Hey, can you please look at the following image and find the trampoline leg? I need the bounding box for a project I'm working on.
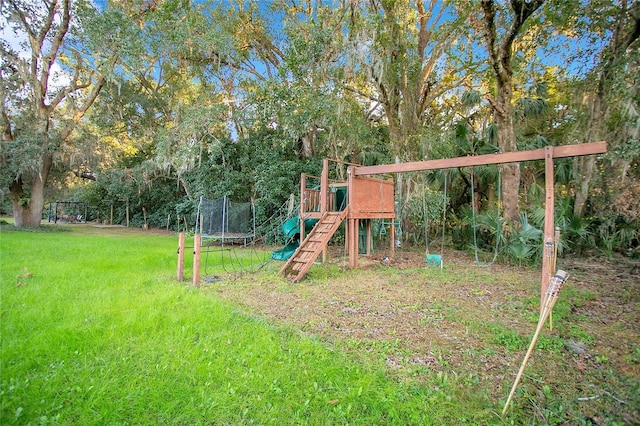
[193,234,201,287]
[177,232,185,281]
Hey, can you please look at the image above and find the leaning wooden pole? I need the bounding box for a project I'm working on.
[502,269,569,416]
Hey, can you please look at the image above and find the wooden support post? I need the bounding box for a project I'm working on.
[540,146,555,310]
[300,173,307,241]
[320,159,329,214]
[354,219,359,267]
[346,219,352,267]
[193,234,201,287]
[366,220,372,256]
[390,223,396,256]
[343,218,349,265]
[348,219,359,269]
[177,232,185,281]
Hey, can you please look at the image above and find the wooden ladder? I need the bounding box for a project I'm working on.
[279,210,348,282]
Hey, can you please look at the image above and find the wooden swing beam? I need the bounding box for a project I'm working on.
[353,142,607,175]
[353,141,607,309]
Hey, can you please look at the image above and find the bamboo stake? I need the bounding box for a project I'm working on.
[549,227,561,331]
[502,270,569,416]
[540,237,556,330]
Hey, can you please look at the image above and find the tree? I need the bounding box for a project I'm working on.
[336,0,470,221]
[475,0,546,223]
[1,0,117,226]
[571,0,640,217]
[341,0,468,158]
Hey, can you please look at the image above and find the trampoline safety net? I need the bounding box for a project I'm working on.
[195,196,255,243]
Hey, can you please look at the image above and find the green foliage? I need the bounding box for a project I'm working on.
[75,129,319,234]
[536,335,566,353]
[559,213,595,254]
[505,214,543,266]
[450,205,473,251]
[405,185,448,246]
[489,326,563,354]
[491,327,527,352]
[474,207,506,251]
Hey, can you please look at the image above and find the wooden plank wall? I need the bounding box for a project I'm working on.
[349,176,395,219]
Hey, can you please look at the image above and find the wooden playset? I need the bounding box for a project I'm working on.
[178,141,607,308]
[279,159,396,282]
[279,142,608,307]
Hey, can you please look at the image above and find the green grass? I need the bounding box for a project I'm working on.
[1,225,503,425]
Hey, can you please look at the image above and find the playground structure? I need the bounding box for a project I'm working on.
[279,159,396,282]
[280,142,608,307]
[179,141,607,307]
[47,201,89,223]
[178,142,608,413]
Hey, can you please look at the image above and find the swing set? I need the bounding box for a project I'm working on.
[418,166,501,269]
[324,141,607,306]
[281,142,606,415]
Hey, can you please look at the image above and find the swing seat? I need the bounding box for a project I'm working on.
[425,254,443,267]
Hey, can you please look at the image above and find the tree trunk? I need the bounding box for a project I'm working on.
[573,155,596,217]
[10,154,53,227]
[300,126,317,158]
[496,82,521,223]
[479,0,545,223]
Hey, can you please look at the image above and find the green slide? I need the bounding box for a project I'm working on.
[271,216,317,261]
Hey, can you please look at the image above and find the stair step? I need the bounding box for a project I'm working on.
[279,209,347,283]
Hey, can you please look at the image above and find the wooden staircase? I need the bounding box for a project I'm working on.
[280,210,348,282]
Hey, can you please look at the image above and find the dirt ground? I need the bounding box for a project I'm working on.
[210,245,640,424]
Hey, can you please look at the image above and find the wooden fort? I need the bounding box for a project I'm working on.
[279,159,396,283]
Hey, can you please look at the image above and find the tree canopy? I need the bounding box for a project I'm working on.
[1,0,638,257]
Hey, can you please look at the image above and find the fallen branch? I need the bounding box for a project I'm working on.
[577,395,600,402]
[588,384,627,405]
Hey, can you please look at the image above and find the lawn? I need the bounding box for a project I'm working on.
[1,223,638,424]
